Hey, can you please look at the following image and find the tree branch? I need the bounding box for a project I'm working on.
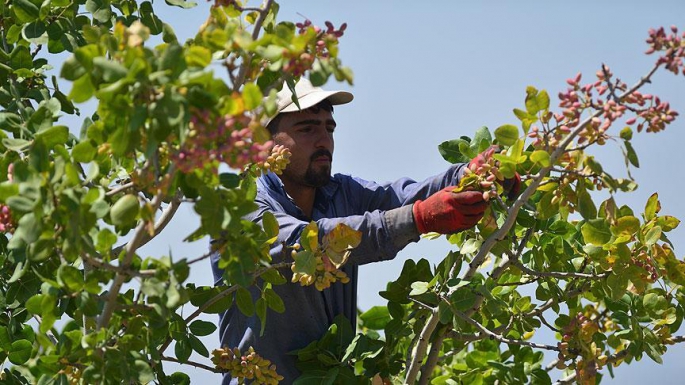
[418,327,447,385]
[98,193,165,329]
[404,307,441,385]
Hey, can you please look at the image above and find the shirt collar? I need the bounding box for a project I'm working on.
[259,172,339,201]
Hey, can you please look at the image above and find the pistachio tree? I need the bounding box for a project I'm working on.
[1,0,685,383]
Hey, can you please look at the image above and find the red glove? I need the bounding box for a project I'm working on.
[412,188,488,234]
[469,145,522,200]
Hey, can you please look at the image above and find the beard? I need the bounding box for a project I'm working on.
[303,149,332,187]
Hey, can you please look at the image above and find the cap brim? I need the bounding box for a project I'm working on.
[279,90,354,113]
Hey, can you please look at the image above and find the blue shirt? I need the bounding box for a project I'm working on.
[211,164,465,383]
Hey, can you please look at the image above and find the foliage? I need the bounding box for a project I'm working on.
[1,0,685,383]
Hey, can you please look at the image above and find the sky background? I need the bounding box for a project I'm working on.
[57,0,685,383]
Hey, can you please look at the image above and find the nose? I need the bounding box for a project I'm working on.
[315,128,334,150]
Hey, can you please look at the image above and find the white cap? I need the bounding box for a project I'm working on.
[266,77,353,125]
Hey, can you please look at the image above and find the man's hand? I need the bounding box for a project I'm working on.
[468,145,522,200]
[412,188,488,234]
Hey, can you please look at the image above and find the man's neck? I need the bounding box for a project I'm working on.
[282,181,317,219]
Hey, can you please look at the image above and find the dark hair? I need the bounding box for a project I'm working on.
[266,99,334,135]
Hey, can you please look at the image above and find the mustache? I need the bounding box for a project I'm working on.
[310,149,332,161]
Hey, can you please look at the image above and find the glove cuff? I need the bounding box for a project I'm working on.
[412,201,428,234]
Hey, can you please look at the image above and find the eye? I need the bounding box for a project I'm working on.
[327,126,336,134]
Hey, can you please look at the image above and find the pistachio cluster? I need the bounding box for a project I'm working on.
[211,346,284,384]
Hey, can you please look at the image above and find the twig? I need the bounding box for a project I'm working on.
[233,0,274,88]
[106,181,135,197]
[82,253,156,278]
[160,355,221,373]
[33,315,59,345]
[452,308,560,352]
[509,259,608,280]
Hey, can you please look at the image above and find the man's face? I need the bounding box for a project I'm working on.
[273,106,335,189]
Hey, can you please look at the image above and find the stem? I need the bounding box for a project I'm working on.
[160,356,221,373]
[510,259,608,280]
[452,309,559,352]
[97,193,165,329]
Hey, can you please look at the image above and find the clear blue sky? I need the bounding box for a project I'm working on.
[61,0,685,383]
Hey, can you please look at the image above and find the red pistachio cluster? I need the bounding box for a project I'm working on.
[172,110,273,173]
[646,26,685,76]
[0,205,14,234]
[282,19,347,76]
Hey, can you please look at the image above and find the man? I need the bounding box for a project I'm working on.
[211,78,513,383]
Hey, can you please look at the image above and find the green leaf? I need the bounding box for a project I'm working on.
[235,287,254,317]
[450,288,477,312]
[85,0,112,23]
[494,124,519,146]
[292,251,316,276]
[577,186,597,220]
[60,56,87,81]
[530,150,551,167]
[12,0,40,23]
[438,138,472,164]
[525,86,542,115]
[611,216,641,236]
[409,281,429,296]
[21,20,47,44]
[0,112,23,133]
[625,140,639,167]
[262,211,279,239]
[93,57,128,83]
[256,297,267,336]
[109,194,139,227]
[8,340,32,365]
[72,141,97,163]
[69,74,95,103]
[188,320,216,337]
[513,108,537,134]
[57,265,85,292]
[134,360,154,383]
[460,238,482,255]
[536,90,550,111]
[644,226,662,246]
[359,306,390,330]
[264,287,285,313]
[164,0,197,8]
[581,219,612,246]
[7,195,35,213]
[188,334,209,357]
[644,193,660,221]
[2,138,31,152]
[35,125,69,148]
[185,46,212,68]
[219,172,240,189]
[242,83,263,110]
[470,126,492,153]
[174,337,191,363]
[10,45,32,70]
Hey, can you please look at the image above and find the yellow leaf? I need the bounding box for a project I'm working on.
[301,222,319,252]
[323,223,362,268]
